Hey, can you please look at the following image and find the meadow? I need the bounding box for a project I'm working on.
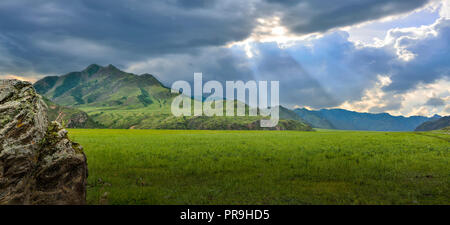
[68,129,449,205]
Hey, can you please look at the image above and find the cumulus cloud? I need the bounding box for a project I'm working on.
[445,105,450,113]
[381,18,450,92]
[340,76,450,116]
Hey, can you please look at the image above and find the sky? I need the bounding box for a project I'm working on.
[0,0,449,117]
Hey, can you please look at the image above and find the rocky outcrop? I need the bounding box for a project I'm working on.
[44,97,102,128]
[65,111,90,128]
[0,79,87,205]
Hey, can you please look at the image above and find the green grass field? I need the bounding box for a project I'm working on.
[68,129,449,205]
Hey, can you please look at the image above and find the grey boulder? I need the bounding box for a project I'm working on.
[0,79,87,204]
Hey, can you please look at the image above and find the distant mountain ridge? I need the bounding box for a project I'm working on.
[34,64,312,131]
[293,108,335,129]
[294,108,440,131]
[415,116,450,131]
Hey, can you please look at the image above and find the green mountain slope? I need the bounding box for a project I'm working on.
[35,64,173,108]
[35,64,312,131]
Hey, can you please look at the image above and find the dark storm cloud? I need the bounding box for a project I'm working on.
[0,0,256,75]
[176,0,217,9]
[425,97,446,106]
[0,0,433,76]
[127,46,255,85]
[264,0,430,34]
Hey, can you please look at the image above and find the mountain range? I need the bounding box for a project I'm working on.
[33,64,443,131]
[294,108,440,131]
[34,64,312,131]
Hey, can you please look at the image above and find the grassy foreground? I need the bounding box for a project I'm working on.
[68,129,449,205]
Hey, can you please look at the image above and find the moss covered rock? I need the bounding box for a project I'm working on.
[0,79,87,204]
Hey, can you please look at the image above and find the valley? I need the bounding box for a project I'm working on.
[69,128,450,205]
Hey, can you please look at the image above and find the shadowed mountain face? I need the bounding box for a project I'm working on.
[34,64,312,131]
[42,97,102,128]
[293,108,335,129]
[279,106,309,125]
[294,108,440,131]
[415,116,450,131]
